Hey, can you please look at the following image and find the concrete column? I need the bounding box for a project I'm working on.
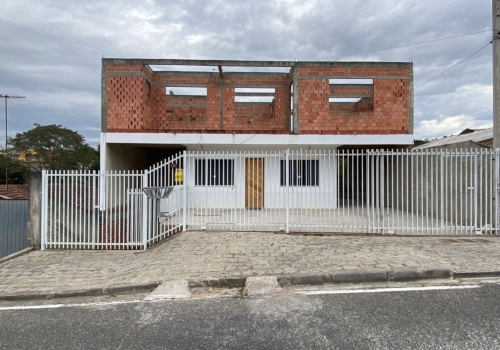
[493,0,500,225]
[494,1,500,148]
[101,60,108,132]
[292,63,300,134]
[27,172,41,249]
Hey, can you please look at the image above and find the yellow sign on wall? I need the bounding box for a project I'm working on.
[175,168,184,182]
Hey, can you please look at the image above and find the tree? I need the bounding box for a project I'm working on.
[459,128,475,135]
[414,139,430,147]
[10,124,99,171]
[0,153,30,184]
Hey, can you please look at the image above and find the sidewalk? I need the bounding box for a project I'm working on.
[1,231,500,298]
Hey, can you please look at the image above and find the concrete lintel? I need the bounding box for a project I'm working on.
[153,82,286,88]
[155,71,288,79]
[235,102,273,106]
[102,58,296,67]
[329,84,373,89]
[167,95,207,99]
[296,61,413,68]
[235,92,275,97]
[300,75,411,80]
[330,94,372,98]
[154,71,219,77]
[153,82,212,88]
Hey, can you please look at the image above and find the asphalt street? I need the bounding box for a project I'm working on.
[1,283,500,349]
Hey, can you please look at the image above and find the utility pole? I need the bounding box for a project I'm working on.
[494,1,500,149]
[494,1,500,230]
[0,94,26,190]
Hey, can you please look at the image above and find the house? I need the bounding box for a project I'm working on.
[413,128,495,227]
[41,59,499,250]
[414,128,493,150]
[100,59,414,213]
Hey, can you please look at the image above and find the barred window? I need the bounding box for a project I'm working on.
[280,160,319,186]
[195,159,234,186]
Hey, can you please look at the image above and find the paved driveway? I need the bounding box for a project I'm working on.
[1,231,500,295]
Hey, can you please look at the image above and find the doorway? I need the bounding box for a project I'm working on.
[245,158,264,209]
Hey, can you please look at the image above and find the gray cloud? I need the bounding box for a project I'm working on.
[0,0,493,145]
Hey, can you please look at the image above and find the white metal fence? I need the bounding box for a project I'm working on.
[41,148,499,250]
[41,154,185,250]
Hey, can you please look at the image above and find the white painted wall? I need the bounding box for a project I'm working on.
[185,150,338,210]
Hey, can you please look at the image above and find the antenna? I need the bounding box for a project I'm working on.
[0,94,26,190]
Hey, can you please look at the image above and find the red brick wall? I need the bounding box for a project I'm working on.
[298,79,330,133]
[106,75,149,131]
[297,66,410,134]
[105,62,410,135]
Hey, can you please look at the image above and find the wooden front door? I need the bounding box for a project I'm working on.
[245,158,264,209]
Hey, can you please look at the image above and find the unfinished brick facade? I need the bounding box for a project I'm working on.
[102,59,413,135]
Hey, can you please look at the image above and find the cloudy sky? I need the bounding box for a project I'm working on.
[0,0,494,147]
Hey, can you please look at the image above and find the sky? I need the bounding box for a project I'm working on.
[0,0,494,147]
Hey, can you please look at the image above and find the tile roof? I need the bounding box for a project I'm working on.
[414,128,493,149]
[0,184,29,200]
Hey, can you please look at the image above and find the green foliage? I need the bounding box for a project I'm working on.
[0,153,30,184]
[10,124,99,171]
[459,128,475,135]
[413,139,430,147]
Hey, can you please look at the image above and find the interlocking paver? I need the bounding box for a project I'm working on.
[1,231,500,296]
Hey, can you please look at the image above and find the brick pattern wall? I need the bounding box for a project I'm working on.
[297,67,410,135]
[298,79,330,133]
[329,85,373,96]
[105,63,411,135]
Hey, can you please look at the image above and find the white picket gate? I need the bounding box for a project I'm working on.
[41,154,185,250]
[41,148,500,250]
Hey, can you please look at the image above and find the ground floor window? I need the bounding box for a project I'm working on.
[280,159,319,186]
[195,159,234,186]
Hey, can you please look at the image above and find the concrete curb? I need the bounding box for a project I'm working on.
[0,282,160,301]
[3,268,500,302]
[188,267,455,291]
[188,277,247,289]
[452,270,500,279]
[277,267,453,287]
[0,247,34,264]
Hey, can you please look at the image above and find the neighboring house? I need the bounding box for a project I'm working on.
[100,59,414,210]
[412,127,494,229]
[0,184,29,200]
[414,128,493,150]
[0,184,29,258]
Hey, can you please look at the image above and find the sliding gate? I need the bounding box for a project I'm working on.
[185,149,499,235]
[41,148,499,250]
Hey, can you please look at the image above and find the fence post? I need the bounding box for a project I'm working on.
[142,171,148,250]
[285,149,290,233]
[183,151,187,231]
[27,172,42,249]
[40,170,47,250]
[496,148,500,235]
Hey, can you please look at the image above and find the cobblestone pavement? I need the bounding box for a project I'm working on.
[1,231,500,295]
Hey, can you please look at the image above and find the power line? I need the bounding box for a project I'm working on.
[0,94,26,189]
[316,29,492,60]
[413,41,492,90]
